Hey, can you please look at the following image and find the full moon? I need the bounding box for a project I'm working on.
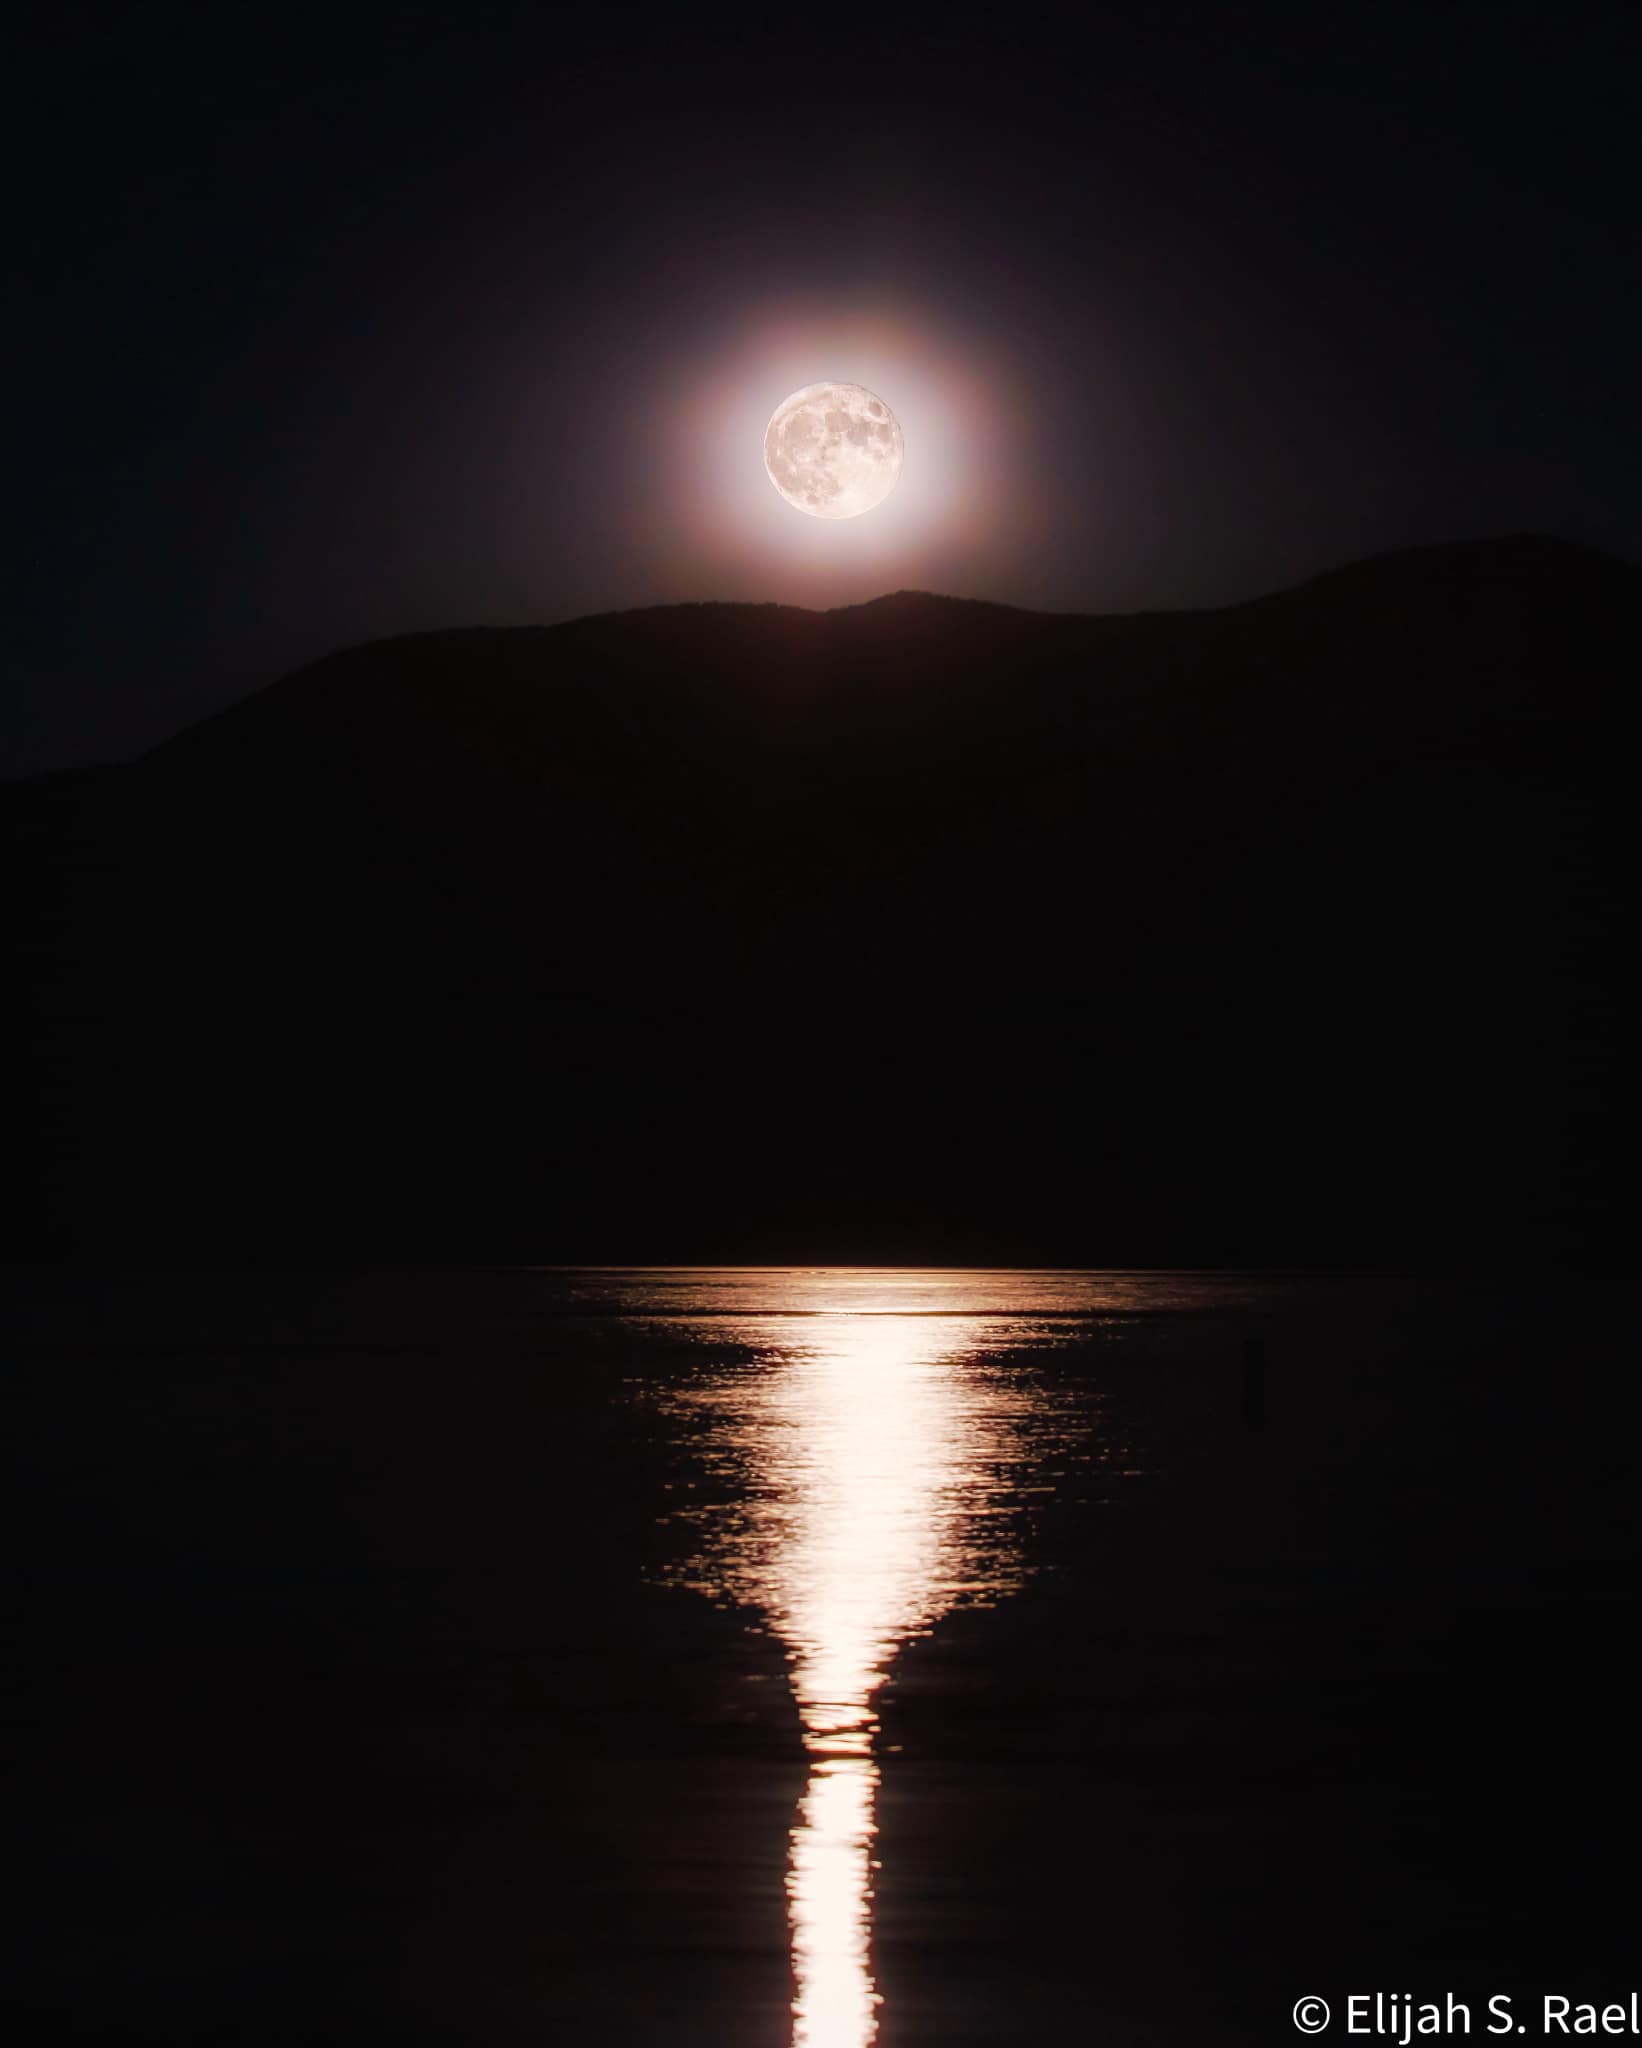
[763,382,904,519]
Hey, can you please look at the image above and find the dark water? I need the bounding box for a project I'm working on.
[5,1268,1635,2045]
[619,1268,1144,2046]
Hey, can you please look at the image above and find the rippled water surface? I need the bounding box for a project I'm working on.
[549,1264,1356,1321]
[6,1264,1613,2048]
[568,1269,1293,2048]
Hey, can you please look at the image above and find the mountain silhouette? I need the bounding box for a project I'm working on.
[7,534,1633,1262]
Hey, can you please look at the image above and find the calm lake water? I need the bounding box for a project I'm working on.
[536,1266,1427,2048]
[9,1264,1620,2048]
[625,1270,1112,2048]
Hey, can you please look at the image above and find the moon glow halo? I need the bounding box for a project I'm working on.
[764,382,904,519]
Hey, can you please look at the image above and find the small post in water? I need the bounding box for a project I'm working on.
[1242,1335,1267,1430]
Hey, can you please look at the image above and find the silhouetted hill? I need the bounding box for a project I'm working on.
[7,535,1634,1262]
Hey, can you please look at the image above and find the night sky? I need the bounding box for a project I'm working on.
[7,0,1637,773]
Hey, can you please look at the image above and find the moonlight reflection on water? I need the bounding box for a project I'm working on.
[648,1275,1108,2048]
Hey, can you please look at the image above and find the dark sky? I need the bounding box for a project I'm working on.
[5,0,1637,772]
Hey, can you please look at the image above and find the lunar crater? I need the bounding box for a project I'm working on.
[763,381,903,519]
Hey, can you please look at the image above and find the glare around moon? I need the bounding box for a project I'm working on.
[764,382,904,519]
